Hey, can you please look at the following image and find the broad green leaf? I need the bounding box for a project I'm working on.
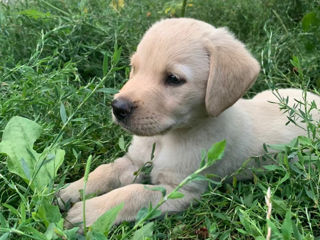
[220,230,231,240]
[172,224,186,234]
[213,212,230,221]
[20,225,47,240]
[0,212,8,228]
[136,207,149,221]
[87,231,107,240]
[190,174,216,184]
[19,202,26,223]
[0,116,41,181]
[0,5,6,24]
[118,135,125,151]
[283,152,289,169]
[263,165,282,171]
[148,209,161,220]
[267,143,288,152]
[236,228,247,234]
[60,102,68,124]
[238,210,263,237]
[96,88,118,95]
[291,221,302,240]
[52,219,67,238]
[21,157,31,180]
[150,142,156,160]
[302,12,319,32]
[232,176,237,188]
[90,202,124,234]
[281,210,293,240]
[112,47,122,66]
[276,172,290,187]
[266,219,281,237]
[34,146,65,189]
[3,203,19,216]
[131,222,154,240]
[272,199,288,215]
[144,186,166,197]
[19,9,51,19]
[136,207,161,222]
[35,199,62,227]
[237,228,248,235]
[297,136,313,146]
[243,194,253,208]
[305,187,315,201]
[207,140,226,165]
[193,174,209,182]
[64,227,80,240]
[0,116,65,191]
[167,191,184,199]
[44,223,56,240]
[0,232,9,240]
[200,150,206,168]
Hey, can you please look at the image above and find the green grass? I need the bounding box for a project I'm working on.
[0,0,320,239]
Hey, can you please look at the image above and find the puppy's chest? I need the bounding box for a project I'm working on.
[149,141,203,184]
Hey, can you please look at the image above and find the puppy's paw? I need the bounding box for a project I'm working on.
[65,198,105,229]
[57,184,82,210]
[64,201,83,229]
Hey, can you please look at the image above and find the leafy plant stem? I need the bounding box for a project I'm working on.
[83,155,92,237]
[181,0,187,17]
[0,227,39,239]
[122,157,219,239]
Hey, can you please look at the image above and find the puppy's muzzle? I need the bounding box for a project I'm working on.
[111,97,134,121]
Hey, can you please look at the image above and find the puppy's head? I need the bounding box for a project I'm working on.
[112,18,260,136]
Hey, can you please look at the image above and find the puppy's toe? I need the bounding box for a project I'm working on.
[57,187,80,210]
[65,202,84,229]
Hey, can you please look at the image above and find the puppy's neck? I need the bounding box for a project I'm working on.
[167,102,248,139]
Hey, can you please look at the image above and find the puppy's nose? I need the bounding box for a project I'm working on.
[111,98,134,121]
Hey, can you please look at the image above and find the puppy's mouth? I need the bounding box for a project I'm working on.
[121,123,172,136]
[112,113,174,136]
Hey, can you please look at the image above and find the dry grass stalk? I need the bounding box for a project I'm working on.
[265,187,272,240]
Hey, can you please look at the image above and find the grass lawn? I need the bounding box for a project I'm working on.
[0,0,320,239]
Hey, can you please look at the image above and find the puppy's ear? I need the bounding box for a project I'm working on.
[204,28,260,116]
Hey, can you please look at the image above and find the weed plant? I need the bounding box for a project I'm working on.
[0,0,319,239]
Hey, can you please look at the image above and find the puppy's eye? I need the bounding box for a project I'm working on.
[165,74,186,86]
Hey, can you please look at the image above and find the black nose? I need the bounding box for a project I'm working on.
[111,98,134,121]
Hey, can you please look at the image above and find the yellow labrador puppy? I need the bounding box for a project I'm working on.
[59,18,320,227]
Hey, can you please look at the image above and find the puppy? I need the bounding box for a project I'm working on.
[59,18,320,227]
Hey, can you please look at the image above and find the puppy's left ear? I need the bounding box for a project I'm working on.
[204,28,260,116]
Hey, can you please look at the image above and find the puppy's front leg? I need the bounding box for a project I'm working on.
[58,156,140,207]
[65,183,200,228]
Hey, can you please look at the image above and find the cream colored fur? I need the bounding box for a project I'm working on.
[58,18,320,228]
